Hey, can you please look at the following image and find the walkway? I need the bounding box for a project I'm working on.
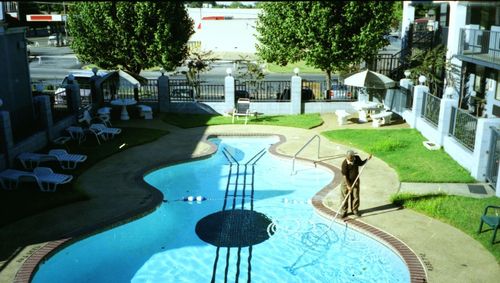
[0,113,498,283]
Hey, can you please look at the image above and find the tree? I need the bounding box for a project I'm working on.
[407,45,447,96]
[256,2,394,88]
[181,50,216,98]
[67,2,194,75]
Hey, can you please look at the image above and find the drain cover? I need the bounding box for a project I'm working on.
[196,210,274,247]
[468,184,487,195]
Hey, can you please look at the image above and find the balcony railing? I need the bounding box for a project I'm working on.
[459,28,500,66]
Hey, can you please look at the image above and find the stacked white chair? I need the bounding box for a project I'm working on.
[97,107,112,126]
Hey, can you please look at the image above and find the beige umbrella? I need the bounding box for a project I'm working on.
[343,69,395,89]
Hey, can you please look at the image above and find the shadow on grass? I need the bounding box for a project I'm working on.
[390,192,448,207]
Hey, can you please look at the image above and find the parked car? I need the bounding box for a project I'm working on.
[328,84,352,99]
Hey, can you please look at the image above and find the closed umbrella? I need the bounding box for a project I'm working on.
[343,69,395,89]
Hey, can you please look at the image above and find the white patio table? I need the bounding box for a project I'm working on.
[351,101,382,123]
[111,98,137,121]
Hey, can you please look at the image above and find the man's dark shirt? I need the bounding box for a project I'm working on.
[341,155,367,186]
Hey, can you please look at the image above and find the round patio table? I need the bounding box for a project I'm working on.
[111,98,137,120]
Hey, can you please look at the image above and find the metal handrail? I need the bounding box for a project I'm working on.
[291,135,320,175]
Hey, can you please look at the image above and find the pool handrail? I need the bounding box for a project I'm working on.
[291,135,320,175]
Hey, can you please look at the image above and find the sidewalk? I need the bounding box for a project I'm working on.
[0,114,498,283]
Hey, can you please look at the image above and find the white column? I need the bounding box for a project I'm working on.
[471,118,500,182]
[225,68,235,112]
[157,71,170,113]
[437,87,459,145]
[410,84,429,129]
[290,71,302,114]
[447,2,467,60]
[401,1,415,39]
[497,162,500,197]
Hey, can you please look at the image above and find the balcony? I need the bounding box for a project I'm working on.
[458,28,500,69]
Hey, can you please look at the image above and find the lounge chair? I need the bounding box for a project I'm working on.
[33,167,73,192]
[232,98,251,125]
[17,152,57,169]
[89,123,122,140]
[478,205,500,244]
[0,169,37,190]
[0,167,72,192]
[48,149,88,170]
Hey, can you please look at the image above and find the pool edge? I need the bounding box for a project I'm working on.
[16,132,428,283]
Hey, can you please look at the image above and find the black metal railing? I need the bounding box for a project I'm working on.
[169,79,225,102]
[449,106,478,151]
[422,91,441,127]
[236,80,290,101]
[101,79,158,103]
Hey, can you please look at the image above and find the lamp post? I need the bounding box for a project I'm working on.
[226,68,232,77]
[293,67,300,76]
[418,75,426,85]
[404,70,411,78]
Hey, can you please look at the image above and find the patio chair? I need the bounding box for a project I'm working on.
[33,167,73,192]
[478,205,500,244]
[335,110,354,126]
[89,123,122,140]
[66,125,105,145]
[48,149,88,170]
[232,98,251,125]
[97,106,113,126]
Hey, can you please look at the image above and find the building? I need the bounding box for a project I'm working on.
[400,1,500,195]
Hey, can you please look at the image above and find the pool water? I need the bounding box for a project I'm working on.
[32,136,410,283]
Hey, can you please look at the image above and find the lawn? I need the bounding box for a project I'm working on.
[265,61,324,74]
[391,193,500,262]
[322,128,475,183]
[161,112,323,129]
[322,128,499,261]
[0,127,169,227]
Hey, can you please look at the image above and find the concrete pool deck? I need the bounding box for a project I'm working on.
[0,113,499,283]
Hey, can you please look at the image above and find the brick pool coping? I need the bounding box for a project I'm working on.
[15,133,426,282]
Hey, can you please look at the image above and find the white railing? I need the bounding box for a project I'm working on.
[291,135,320,175]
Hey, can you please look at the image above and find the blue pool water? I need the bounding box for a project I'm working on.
[32,136,410,283]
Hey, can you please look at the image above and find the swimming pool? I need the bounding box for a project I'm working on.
[32,136,410,282]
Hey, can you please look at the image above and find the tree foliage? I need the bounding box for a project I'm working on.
[408,45,447,96]
[67,2,194,74]
[256,1,394,86]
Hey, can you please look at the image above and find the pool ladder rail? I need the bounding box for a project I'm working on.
[291,135,320,175]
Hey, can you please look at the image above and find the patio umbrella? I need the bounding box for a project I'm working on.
[343,69,395,89]
[99,70,148,87]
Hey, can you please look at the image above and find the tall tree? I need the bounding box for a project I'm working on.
[67,2,194,74]
[256,1,394,87]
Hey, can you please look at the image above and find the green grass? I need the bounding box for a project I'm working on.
[265,61,324,74]
[0,127,169,227]
[161,112,323,129]
[322,128,475,183]
[391,193,500,262]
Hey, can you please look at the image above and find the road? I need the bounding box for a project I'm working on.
[28,34,403,84]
